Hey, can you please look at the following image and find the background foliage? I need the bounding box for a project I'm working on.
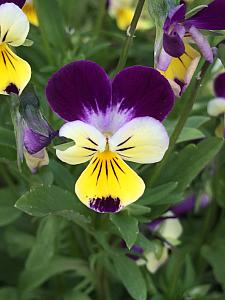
[1,0,225,299]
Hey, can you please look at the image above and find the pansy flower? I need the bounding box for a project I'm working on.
[46,60,174,213]
[157,0,225,96]
[107,0,152,31]
[0,0,31,95]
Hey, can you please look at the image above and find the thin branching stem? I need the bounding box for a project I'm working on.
[113,0,146,75]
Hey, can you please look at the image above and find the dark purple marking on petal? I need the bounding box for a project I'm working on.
[174,78,186,95]
[164,4,186,31]
[46,60,112,122]
[214,73,225,98]
[5,83,19,95]
[112,66,175,121]
[163,32,185,57]
[89,196,121,213]
[171,195,196,216]
[24,128,57,155]
[0,0,25,8]
[186,0,225,30]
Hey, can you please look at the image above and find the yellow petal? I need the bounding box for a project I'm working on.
[0,44,31,95]
[23,1,39,27]
[159,44,200,96]
[75,151,145,213]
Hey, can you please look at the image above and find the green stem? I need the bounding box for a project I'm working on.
[113,0,146,75]
[95,0,106,36]
[146,61,210,186]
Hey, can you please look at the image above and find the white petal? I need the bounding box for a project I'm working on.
[0,3,29,47]
[109,117,169,164]
[145,247,168,274]
[56,121,106,165]
[207,97,225,117]
[158,212,183,241]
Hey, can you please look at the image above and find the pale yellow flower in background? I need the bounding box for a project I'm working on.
[108,0,153,30]
[23,0,39,26]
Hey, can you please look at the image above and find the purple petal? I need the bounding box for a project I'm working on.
[112,66,175,122]
[186,0,225,30]
[214,73,225,98]
[189,26,213,63]
[46,61,111,122]
[23,127,57,155]
[200,194,210,208]
[170,195,196,216]
[0,0,25,8]
[148,217,165,232]
[120,240,144,261]
[157,48,172,71]
[163,32,185,57]
[164,4,186,31]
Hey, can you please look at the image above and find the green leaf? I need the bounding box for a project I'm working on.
[15,185,91,226]
[19,256,89,294]
[0,188,21,226]
[176,128,205,143]
[110,211,139,249]
[159,138,224,192]
[186,116,210,128]
[0,127,15,148]
[0,288,17,300]
[166,122,205,143]
[34,0,69,56]
[139,182,178,205]
[64,291,91,300]
[136,233,156,252]
[185,5,208,18]
[127,204,151,216]
[4,228,35,257]
[202,239,225,287]
[218,44,225,67]
[25,216,59,271]
[22,39,34,47]
[54,141,75,151]
[48,160,75,192]
[113,255,147,300]
[148,0,178,24]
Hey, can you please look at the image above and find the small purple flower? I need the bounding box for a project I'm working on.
[19,87,58,173]
[158,0,225,96]
[46,60,174,213]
